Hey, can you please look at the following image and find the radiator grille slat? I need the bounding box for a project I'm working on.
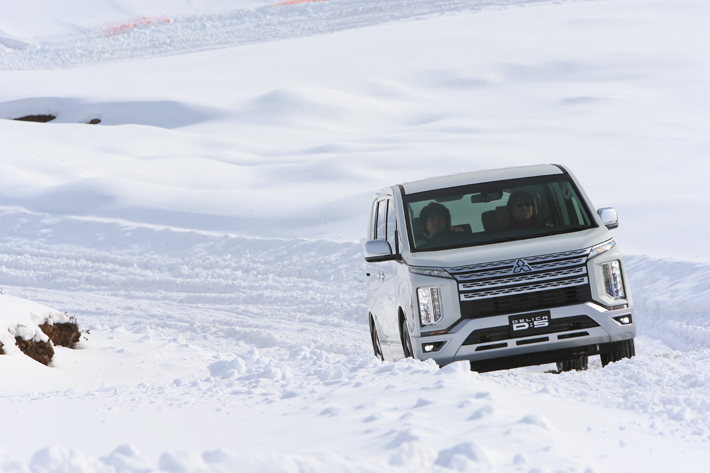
[449,249,593,319]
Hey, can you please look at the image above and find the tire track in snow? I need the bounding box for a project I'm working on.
[0,0,570,70]
[0,211,369,356]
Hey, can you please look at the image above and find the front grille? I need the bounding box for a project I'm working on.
[462,315,599,346]
[448,249,593,319]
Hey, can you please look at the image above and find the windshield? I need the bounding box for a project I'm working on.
[404,174,596,252]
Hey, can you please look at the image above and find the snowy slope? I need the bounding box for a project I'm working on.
[1,0,709,259]
[2,0,710,472]
[2,222,710,472]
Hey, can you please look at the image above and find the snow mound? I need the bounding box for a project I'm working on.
[626,255,710,351]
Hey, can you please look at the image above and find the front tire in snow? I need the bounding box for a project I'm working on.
[400,316,414,359]
[369,315,384,361]
[601,339,635,367]
[556,356,588,372]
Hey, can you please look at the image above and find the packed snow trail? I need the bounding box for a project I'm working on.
[0,209,368,356]
[2,210,710,470]
[1,0,566,70]
[2,210,710,439]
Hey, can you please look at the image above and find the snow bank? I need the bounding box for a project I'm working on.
[626,255,710,351]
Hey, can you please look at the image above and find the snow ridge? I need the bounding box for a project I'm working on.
[1,0,558,71]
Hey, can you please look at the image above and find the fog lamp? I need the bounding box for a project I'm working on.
[417,286,443,325]
[602,260,626,300]
[422,342,445,353]
[613,314,633,325]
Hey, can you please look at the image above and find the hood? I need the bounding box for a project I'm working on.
[404,226,611,268]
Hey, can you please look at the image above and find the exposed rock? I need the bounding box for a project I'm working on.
[39,320,81,348]
[1,316,82,365]
[13,114,56,123]
[15,337,54,366]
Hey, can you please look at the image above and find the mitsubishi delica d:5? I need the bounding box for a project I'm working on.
[364,164,635,373]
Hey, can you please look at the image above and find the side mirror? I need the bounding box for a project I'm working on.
[597,207,619,230]
[364,239,399,262]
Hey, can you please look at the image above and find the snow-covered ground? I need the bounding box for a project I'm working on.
[2,0,710,471]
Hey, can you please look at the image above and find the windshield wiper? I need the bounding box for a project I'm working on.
[477,236,524,245]
[549,225,591,236]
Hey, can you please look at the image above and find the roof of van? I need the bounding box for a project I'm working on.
[398,164,565,195]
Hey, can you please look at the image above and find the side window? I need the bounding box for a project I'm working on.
[386,199,397,253]
[376,200,387,240]
[369,201,378,240]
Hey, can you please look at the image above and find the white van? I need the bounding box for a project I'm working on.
[365,164,635,372]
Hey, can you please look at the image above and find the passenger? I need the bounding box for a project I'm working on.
[507,190,541,229]
[419,202,463,244]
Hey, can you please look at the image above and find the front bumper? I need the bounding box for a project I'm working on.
[414,302,635,369]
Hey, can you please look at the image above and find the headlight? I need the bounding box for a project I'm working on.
[417,286,443,325]
[602,260,626,299]
[588,239,616,260]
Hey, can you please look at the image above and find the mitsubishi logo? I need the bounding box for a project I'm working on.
[513,259,532,273]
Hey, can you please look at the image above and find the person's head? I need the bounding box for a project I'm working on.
[419,202,451,237]
[507,190,535,224]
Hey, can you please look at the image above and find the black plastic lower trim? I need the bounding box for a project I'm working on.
[475,343,507,352]
[558,331,589,340]
[516,337,549,346]
[467,339,633,373]
[462,315,599,346]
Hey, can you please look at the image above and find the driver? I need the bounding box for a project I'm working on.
[419,202,463,243]
[507,190,541,229]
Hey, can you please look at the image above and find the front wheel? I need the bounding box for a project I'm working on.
[369,316,384,361]
[556,356,588,372]
[601,339,635,367]
[400,316,414,359]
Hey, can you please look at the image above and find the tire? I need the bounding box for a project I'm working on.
[556,355,589,373]
[369,316,384,361]
[601,339,635,367]
[400,316,414,359]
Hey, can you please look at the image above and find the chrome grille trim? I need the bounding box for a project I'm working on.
[460,277,589,301]
[453,257,587,281]
[447,248,591,275]
[459,267,587,290]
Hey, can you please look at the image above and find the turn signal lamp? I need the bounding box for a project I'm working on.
[588,239,616,260]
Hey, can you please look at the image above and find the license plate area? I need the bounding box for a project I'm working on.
[508,311,551,338]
